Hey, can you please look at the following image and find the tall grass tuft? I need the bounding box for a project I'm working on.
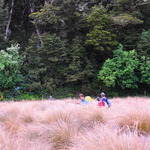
[68,124,150,150]
[108,98,150,133]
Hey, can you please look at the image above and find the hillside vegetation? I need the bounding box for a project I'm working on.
[0,0,150,97]
[0,97,149,150]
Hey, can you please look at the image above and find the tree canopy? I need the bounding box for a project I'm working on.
[98,44,139,89]
[0,0,150,98]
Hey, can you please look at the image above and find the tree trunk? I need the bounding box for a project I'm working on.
[29,1,43,45]
[4,0,14,40]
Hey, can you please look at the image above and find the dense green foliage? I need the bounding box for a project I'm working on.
[137,29,150,94]
[25,34,69,92]
[0,0,150,99]
[0,44,22,89]
[86,6,118,51]
[98,44,139,89]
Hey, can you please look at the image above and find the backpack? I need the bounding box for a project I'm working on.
[98,101,105,107]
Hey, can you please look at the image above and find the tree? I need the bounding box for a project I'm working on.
[98,44,139,89]
[29,0,88,40]
[139,58,150,84]
[66,36,95,83]
[0,44,22,90]
[0,0,8,49]
[4,0,14,40]
[3,0,45,49]
[24,33,70,92]
[85,5,118,51]
[110,0,150,50]
[111,0,149,27]
[137,29,150,86]
[137,29,150,58]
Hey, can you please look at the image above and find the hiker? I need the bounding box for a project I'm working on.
[97,92,110,107]
[85,96,93,103]
[49,95,54,100]
[79,93,87,105]
[100,92,110,107]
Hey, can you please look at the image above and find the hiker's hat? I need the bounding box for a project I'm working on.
[100,92,105,96]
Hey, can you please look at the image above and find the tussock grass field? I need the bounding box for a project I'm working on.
[0,97,149,150]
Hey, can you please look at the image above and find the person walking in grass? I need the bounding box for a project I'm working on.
[97,92,111,107]
[100,92,111,107]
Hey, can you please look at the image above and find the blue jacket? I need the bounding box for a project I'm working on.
[101,97,110,107]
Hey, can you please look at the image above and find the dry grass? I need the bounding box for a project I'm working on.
[69,124,150,150]
[107,97,150,133]
[0,97,149,150]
